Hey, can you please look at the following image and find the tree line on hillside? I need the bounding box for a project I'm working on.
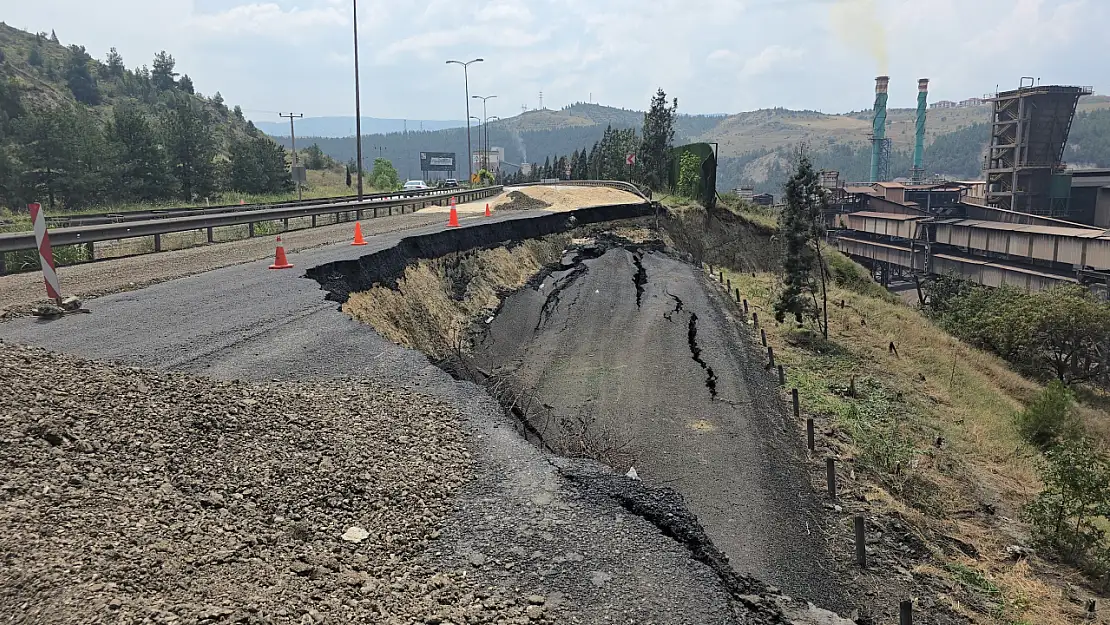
[502,90,678,187]
[0,39,291,211]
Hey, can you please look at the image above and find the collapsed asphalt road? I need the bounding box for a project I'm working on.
[474,244,844,610]
[0,206,852,624]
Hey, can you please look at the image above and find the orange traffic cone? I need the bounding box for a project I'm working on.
[351,222,368,246]
[269,236,293,269]
[447,197,459,227]
[484,203,491,217]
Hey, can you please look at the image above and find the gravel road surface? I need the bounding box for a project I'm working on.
[474,246,845,611]
[0,207,854,622]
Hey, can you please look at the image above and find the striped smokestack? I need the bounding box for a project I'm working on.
[869,76,889,183]
[913,78,929,181]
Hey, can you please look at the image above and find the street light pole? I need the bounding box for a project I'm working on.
[352,0,364,200]
[472,95,496,170]
[446,58,483,185]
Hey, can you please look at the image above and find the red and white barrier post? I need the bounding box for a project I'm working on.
[29,202,62,304]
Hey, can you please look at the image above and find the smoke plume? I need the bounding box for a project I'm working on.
[830,0,889,75]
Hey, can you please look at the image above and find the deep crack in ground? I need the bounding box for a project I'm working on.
[686,312,718,398]
[535,263,590,333]
[632,252,647,308]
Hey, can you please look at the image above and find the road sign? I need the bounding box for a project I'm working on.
[626,153,636,166]
[291,165,307,184]
[420,152,456,172]
[29,202,62,302]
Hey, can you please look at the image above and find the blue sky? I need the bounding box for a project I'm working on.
[5,0,1106,125]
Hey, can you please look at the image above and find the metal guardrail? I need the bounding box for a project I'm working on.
[510,179,652,201]
[44,185,474,228]
[0,187,503,268]
[0,180,652,275]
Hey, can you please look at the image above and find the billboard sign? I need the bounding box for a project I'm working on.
[420,152,456,172]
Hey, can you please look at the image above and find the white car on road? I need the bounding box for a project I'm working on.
[402,180,429,191]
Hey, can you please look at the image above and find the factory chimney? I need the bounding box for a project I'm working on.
[912,78,929,183]
[869,76,889,183]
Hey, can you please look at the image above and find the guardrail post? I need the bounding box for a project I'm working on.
[373,207,378,218]
[719,271,724,283]
[388,206,393,216]
[899,601,912,625]
[357,210,363,220]
[826,458,837,500]
[806,418,815,451]
[742,298,748,313]
[311,215,317,227]
[752,312,759,329]
[777,364,785,386]
[726,278,731,291]
[854,516,867,567]
[248,222,255,238]
[207,227,214,243]
[154,233,162,252]
[767,346,775,369]
[735,289,741,303]
[283,218,289,230]
[761,329,767,346]
[86,242,95,261]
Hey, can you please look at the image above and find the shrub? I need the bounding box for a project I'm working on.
[1024,438,1110,585]
[1015,380,1082,450]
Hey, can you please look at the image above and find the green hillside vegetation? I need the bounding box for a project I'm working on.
[0,23,292,214]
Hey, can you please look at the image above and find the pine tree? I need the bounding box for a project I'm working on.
[64,45,100,105]
[178,74,194,95]
[640,88,677,190]
[50,30,59,43]
[161,95,216,199]
[345,165,352,187]
[774,152,829,338]
[151,51,178,91]
[105,47,125,77]
[105,104,173,202]
[27,46,44,67]
[16,107,78,209]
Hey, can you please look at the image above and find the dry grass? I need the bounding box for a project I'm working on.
[343,236,569,360]
[723,258,1110,625]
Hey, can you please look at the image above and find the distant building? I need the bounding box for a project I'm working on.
[735,186,754,199]
[959,97,986,107]
[930,100,957,109]
[752,193,774,206]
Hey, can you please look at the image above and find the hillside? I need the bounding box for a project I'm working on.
[0,22,291,212]
[276,92,1110,196]
[253,116,466,138]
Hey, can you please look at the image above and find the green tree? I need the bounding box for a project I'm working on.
[178,74,194,95]
[50,29,59,44]
[303,143,329,170]
[640,88,677,190]
[774,152,829,337]
[105,47,125,78]
[161,95,216,199]
[1025,438,1110,569]
[345,165,352,187]
[370,157,400,190]
[1029,285,1110,384]
[151,51,178,91]
[27,46,44,67]
[65,45,100,105]
[1016,381,1082,450]
[105,104,173,202]
[16,107,78,209]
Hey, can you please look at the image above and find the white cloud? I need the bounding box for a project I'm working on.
[740,45,805,77]
[188,2,347,38]
[707,49,741,66]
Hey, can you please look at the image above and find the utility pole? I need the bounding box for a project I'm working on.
[352,0,364,200]
[539,91,543,109]
[446,58,483,186]
[280,112,304,200]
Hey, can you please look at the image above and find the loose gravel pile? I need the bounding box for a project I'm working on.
[496,191,552,212]
[0,341,544,624]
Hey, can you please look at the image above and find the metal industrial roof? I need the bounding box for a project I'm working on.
[932,253,1080,282]
[836,236,916,252]
[936,219,1110,239]
[848,211,922,221]
[843,185,878,195]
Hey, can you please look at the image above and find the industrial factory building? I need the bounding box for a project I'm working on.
[829,77,1109,298]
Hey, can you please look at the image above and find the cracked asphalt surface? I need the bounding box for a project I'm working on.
[475,247,845,611]
[0,208,810,623]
